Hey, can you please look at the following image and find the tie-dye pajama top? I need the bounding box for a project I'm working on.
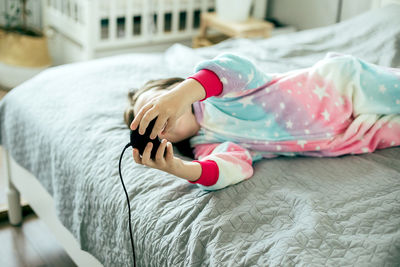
[185,52,400,191]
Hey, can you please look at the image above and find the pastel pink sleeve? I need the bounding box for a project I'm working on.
[188,142,254,191]
[188,69,223,101]
[191,53,272,99]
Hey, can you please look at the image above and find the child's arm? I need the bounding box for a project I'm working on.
[131,53,270,139]
[188,53,272,100]
[133,138,254,190]
[188,142,254,191]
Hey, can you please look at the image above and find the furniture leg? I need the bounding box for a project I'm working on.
[199,13,208,38]
[2,148,22,226]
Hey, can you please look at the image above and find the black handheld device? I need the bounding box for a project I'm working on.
[130,118,161,159]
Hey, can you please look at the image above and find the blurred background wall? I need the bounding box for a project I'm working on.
[0,0,377,33]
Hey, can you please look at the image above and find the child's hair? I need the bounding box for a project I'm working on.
[124,77,195,159]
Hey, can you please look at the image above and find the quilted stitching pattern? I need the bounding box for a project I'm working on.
[1,6,400,266]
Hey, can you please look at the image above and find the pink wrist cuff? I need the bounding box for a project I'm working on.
[188,69,223,101]
[188,160,219,186]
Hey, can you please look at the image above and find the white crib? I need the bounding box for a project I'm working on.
[42,0,267,64]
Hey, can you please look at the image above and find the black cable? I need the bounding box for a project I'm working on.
[119,143,136,267]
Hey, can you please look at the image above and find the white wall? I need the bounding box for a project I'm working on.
[268,0,339,30]
[340,0,374,21]
[267,0,375,30]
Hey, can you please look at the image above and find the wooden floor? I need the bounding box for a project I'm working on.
[0,213,77,267]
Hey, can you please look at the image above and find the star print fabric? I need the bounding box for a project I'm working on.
[188,52,400,190]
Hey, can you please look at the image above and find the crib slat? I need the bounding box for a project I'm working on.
[82,0,95,59]
[70,0,75,21]
[45,0,86,44]
[141,0,149,40]
[171,0,179,34]
[186,0,194,34]
[109,1,116,41]
[45,0,221,55]
[91,0,100,45]
[155,0,164,36]
[56,0,61,12]
[126,0,133,39]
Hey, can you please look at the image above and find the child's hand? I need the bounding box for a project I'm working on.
[130,90,189,139]
[133,138,182,174]
[132,138,202,182]
[130,79,206,139]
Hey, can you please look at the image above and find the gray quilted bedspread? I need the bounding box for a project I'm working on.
[1,5,400,267]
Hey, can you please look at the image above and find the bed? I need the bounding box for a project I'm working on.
[1,4,400,267]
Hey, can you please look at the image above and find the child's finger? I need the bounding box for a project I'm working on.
[139,107,158,135]
[156,139,168,162]
[132,148,142,164]
[130,104,152,131]
[165,142,174,161]
[141,142,153,165]
[151,115,168,140]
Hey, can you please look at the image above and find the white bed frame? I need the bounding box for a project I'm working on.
[3,1,399,266]
[2,148,103,266]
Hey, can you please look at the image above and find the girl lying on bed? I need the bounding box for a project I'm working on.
[124,52,400,191]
